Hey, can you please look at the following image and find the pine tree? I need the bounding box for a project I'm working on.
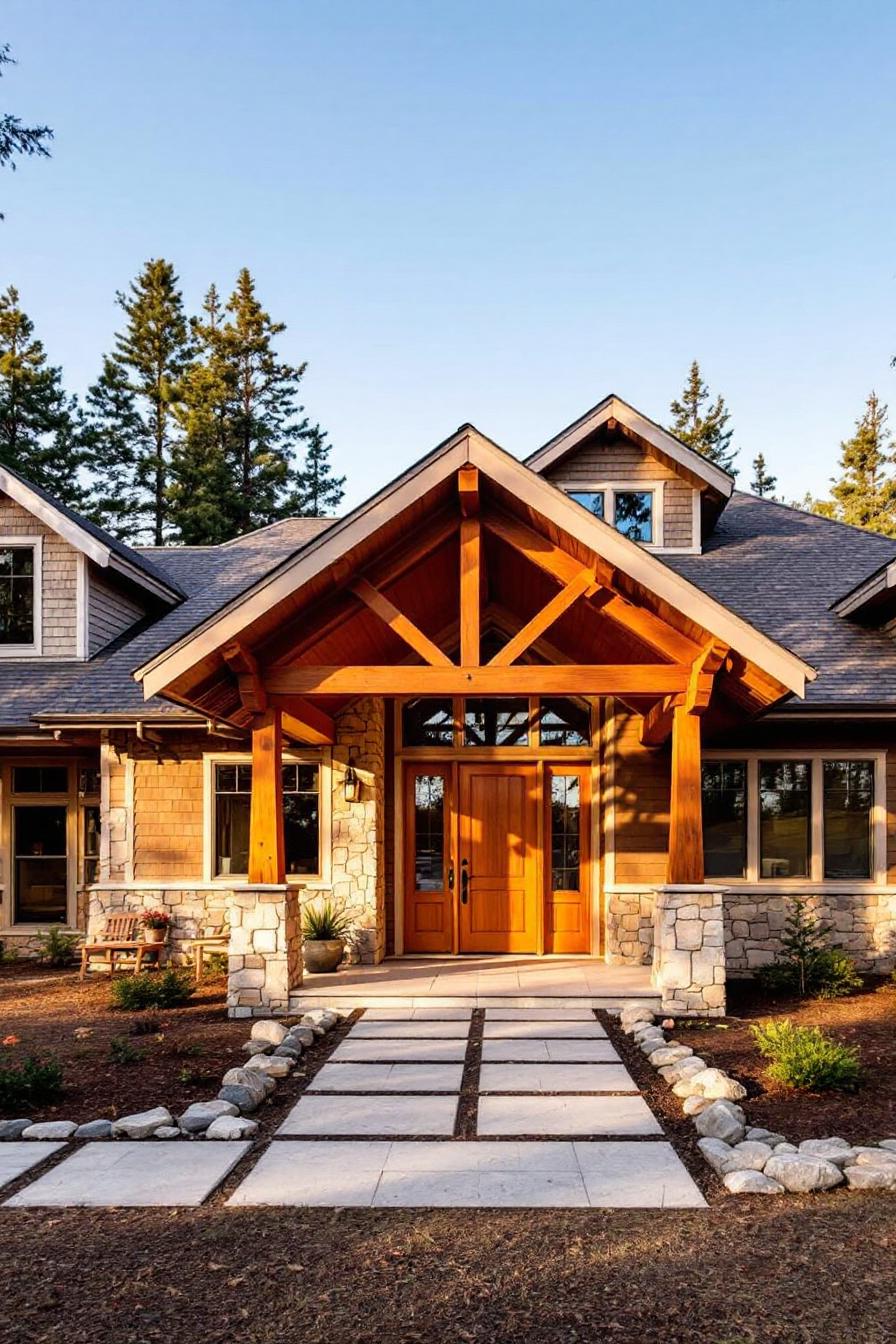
[0,285,90,507]
[810,392,896,536]
[88,259,192,543]
[0,46,53,218]
[669,360,739,476]
[751,453,777,498]
[291,424,345,516]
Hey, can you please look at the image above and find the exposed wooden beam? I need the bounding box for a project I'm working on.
[667,704,703,884]
[265,664,691,697]
[351,577,453,667]
[280,699,336,745]
[489,569,597,667]
[640,639,730,746]
[484,511,610,588]
[223,640,268,714]
[458,464,480,517]
[460,516,481,666]
[248,708,285,884]
[598,593,703,665]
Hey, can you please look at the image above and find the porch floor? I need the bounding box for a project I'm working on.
[289,956,659,1012]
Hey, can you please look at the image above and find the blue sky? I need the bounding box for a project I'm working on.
[2,0,895,509]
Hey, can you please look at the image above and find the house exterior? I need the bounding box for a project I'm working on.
[1,394,895,1017]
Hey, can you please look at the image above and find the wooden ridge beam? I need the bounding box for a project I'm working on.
[489,568,598,667]
[352,577,453,667]
[265,664,691,697]
[458,464,480,517]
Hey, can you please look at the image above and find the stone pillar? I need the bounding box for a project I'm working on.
[329,696,386,964]
[227,883,302,1017]
[651,884,727,1016]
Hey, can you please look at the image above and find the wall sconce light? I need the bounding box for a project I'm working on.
[343,759,360,803]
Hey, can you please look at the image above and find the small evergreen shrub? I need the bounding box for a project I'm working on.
[0,1054,63,1109]
[751,1019,862,1091]
[755,898,861,1000]
[36,926,81,968]
[110,968,194,1011]
[109,1036,143,1066]
[302,900,352,941]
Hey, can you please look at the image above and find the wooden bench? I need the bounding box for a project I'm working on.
[183,933,230,983]
[79,913,162,980]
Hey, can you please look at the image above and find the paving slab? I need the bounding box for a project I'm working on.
[478,1094,662,1136]
[330,1038,468,1063]
[478,1063,637,1093]
[362,1008,472,1021]
[485,1008,599,1021]
[481,1038,620,1063]
[373,1168,589,1207]
[0,1142,66,1191]
[348,1020,472,1039]
[227,1140,390,1207]
[482,1020,607,1039]
[573,1141,706,1208]
[381,1140,579,1173]
[308,1063,464,1092]
[5,1141,250,1207]
[276,1094,459,1137]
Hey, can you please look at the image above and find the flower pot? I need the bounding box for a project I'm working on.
[302,938,344,974]
[142,927,167,945]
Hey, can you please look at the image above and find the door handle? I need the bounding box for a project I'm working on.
[448,862,454,891]
[460,859,470,904]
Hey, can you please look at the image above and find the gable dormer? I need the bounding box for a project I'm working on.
[526,394,734,554]
[0,466,183,661]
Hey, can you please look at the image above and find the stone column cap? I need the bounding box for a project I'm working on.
[231,883,290,894]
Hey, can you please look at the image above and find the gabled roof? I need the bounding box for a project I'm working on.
[525,393,736,500]
[136,424,813,705]
[830,554,896,622]
[0,463,186,604]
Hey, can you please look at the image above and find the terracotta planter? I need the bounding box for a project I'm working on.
[302,938,344,974]
[142,927,167,945]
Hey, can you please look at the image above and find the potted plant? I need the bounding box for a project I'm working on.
[302,901,352,974]
[140,909,172,945]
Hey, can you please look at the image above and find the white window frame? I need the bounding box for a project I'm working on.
[702,749,887,888]
[558,482,665,550]
[202,750,332,886]
[0,536,42,657]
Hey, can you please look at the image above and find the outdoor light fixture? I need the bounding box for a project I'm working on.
[343,759,360,803]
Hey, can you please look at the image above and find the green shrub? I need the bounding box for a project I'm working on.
[36,926,81,968]
[750,1018,862,1091]
[109,1036,143,1066]
[0,1054,63,1109]
[755,898,861,1000]
[302,900,352,941]
[110,968,194,1011]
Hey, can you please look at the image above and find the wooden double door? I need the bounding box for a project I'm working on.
[403,761,591,955]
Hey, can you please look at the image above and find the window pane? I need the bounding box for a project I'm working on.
[215,794,249,877]
[13,766,69,794]
[214,760,320,877]
[402,698,454,746]
[550,774,580,891]
[0,546,35,644]
[284,794,319,875]
[215,764,239,794]
[464,698,530,746]
[824,760,873,879]
[539,697,591,746]
[414,775,445,891]
[13,805,68,922]
[760,760,811,878]
[613,491,653,542]
[702,761,746,878]
[568,491,605,519]
[83,805,100,885]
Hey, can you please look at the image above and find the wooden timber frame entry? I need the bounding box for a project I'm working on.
[137,440,810,964]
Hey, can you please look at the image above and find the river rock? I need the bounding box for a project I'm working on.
[648,1045,693,1068]
[22,1120,77,1140]
[178,1100,239,1134]
[746,1127,787,1147]
[878,1139,896,1153]
[222,1066,275,1097]
[683,1095,712,1116]
[287,1027,315,1049]
[273,1043,301,1060]
[218,1084,260,1113]
[773,1142,798,1154]
[854,1149,896,1168]
[620,1005,655,1032]
[111,1106,173,1139]
[75,1118,113,1139]
[694,1100,747,1145]
[205,1114,259,1140]
[688,1068,748,1101]
[154,1126,182,1139]
[845,1164,896,1190]
[724,1169,785,1195]
[764,1154,844,1192]
[245,1053,293,1078]
[0,1119,32,1140]
[242,1039,272,1055]
[250,1019,288,1047]
[798,1138,857,1166]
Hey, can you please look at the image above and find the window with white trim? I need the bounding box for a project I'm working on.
[212,760,322,879]
[0,542,38,649]
[564,485,659,545]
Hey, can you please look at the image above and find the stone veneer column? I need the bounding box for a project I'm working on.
[327,696,386,965]
[227,884,302,1017]
[651,885,727,1016]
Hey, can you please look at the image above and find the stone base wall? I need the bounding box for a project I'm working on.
[227,884,301,1018]
[724,889,896,976]
[605,890,654,965]
[327,696,386,965]
[87,886,229,964]
[651,885,726,1016]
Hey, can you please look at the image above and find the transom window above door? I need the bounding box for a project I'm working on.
[564,486,658,545]
[401,697,593,749]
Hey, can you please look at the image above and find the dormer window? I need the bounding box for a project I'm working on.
[568,490,605,520]
[565,486,657,545]
[0,540,39,653]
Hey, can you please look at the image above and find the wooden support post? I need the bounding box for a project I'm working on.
[249,708,285,884]
[460,518,481,665]
[666,703,704,885]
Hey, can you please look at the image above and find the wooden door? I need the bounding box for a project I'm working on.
[457,763,538,954]
[544,765,591,954]
[403,765,453,953]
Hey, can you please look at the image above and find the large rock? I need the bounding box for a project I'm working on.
[724,1169,785,1195]
[287,1027,315,1049]
[250,1019,288,1047]
[682,1095,712,1116]
[746,1127,787,1147]
[798,1138,857,1167]
[273,1044,302,1060]
[620,1004,655,1032]
[773,1142,798,1155]
[854,1149,896,1168]
[688,1068,748,1102]
[845,1164,896,1191]
[242,1039,272,1056]
[661,1057,706,1084]
[22,1120,77,1140]
[648,1045,693,1068]
[695,1100,747,1145]
[153,1126,181,1140]
[205,1114,259,1140]
[698,1138,772,1175]
[222,1066,275,1097]
[640,1036,668,1055]
[764,1154,844,1192]
[218,1084,261,1114]
[301,1009,337,1035]
[672,1077,705,1099]
[112,1107,173,1139]
[0,1118,32,1140]
[178,1100,239,1134]
[74,1118,113,1140]
[878,1139,896,1153]
[244,1053,293,1078]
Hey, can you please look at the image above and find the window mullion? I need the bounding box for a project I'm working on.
[746,757,759,881]
[811,758,824,882]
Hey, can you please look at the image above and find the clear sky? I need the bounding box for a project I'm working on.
[2,0,895,509]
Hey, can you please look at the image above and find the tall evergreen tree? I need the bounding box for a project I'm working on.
[0,285,90,507]
[291,424,345,516]
[751,453,777,498]
[0,45,52,217]
[88,259,191,543]
[810,392,896,536]
[669,360,739,476]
